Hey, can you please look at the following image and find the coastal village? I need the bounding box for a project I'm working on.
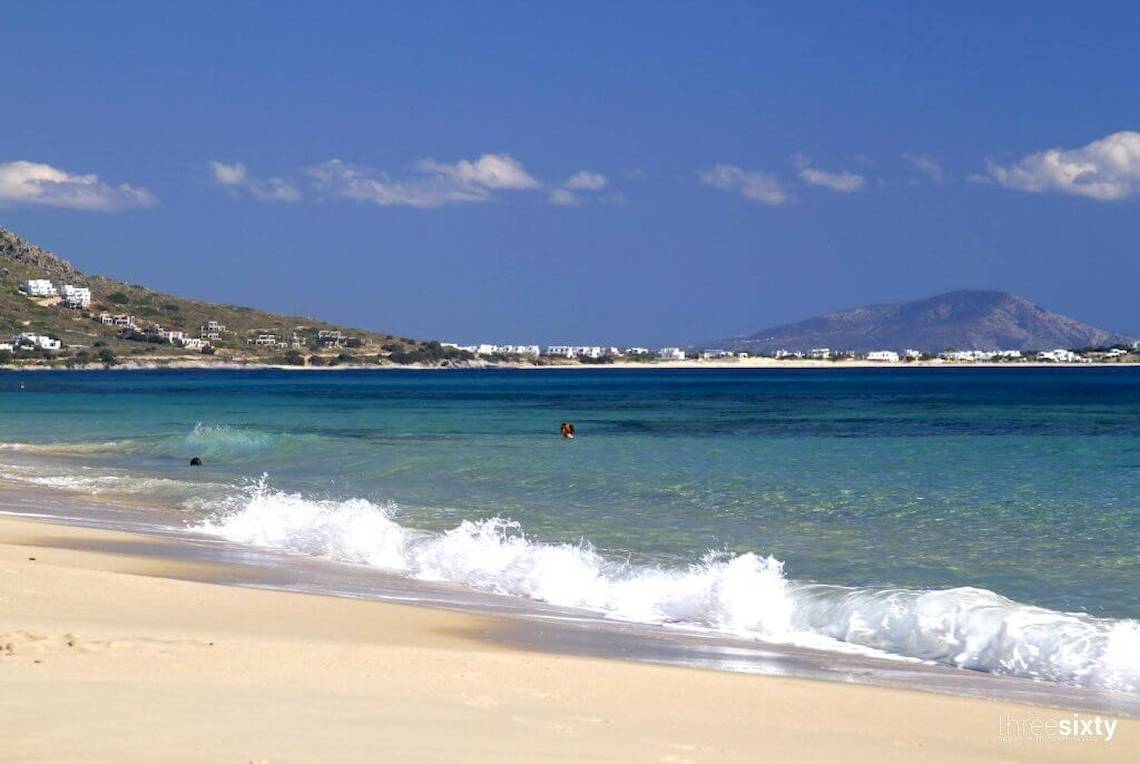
[439,342,1140,364]
[1,220,1136,370]
[3,271,1139,368]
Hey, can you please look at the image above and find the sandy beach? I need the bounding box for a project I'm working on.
[1,514,1135,763]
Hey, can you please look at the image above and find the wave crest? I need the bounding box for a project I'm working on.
[198,479,1140,693]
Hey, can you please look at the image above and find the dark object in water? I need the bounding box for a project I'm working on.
[189,457,202,466]
[560,422,576,439]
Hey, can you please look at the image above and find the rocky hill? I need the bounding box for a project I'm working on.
[0,225,457,366]
[717,290,1133,353]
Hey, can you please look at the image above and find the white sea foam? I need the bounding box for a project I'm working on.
[198,480,1140,693]
[0,440,128,454]
[0,463,223,499]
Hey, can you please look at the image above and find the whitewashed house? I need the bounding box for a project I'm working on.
[940,350,996,362]
[181,338,208,351]
[657,347,686,361]
[254,334,278,346]
[808,348,831,360]
[200,321,226,340]
[22,279,57,297]
[625,347,650,356]
[866,350,900,362]
[160,330,185,344]
[14,333,62,351]
[1037,349,1083,363]
[61,284,92,309]
[496,344,540,356]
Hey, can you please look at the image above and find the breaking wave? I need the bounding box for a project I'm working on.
[182,424,277,460]
[198,479,1140,694]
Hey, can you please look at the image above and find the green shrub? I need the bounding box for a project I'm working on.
[107,292,130,304]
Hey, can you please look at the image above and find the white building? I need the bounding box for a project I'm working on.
[112,314,137,329]
[1037,349,1083,363]
[254,334,278,346]
[160,330,185,344]
[22,279,57,297]
[624,347,650,356]
[200,321,226,340]
[808,348,831,360]
[866,350,900,363]
[180,337,209,351]
[904,349,924,360]
[0,342,13,352]
[657,347,686,361]
[61,284,92,309]
[699,349,736,360]
[545,345,607,359]
[96,313,115,325]
[14,333,61,351]
[941,350,995,362]
[500,344,540,356]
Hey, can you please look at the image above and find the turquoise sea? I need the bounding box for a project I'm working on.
[1,368,1138,692]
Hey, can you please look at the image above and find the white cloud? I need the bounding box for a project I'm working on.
[978,131,1140,200]
[309,153,545,208]
[799,167,865,192]
[248,178,302,203]
[548,188,580,206]
[209,160,248,186]
[699,164,790,206]
[565,170,607,190]
[208,160,301,203]
[903,152,945,182]
[0,160,155,211]
[418,153,539,190]
[308,159,490,208]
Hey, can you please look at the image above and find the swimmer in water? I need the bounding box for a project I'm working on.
[560,422,575,439]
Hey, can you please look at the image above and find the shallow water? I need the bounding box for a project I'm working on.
[1,367,1138,693]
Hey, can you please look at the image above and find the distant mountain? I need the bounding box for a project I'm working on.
[715,290,1134,353]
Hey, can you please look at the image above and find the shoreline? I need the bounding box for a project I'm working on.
[2,481,1138,719]
[3,512,1137,761]
[2,358,1139,371]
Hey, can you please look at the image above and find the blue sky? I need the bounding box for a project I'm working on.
[2,1,1139,345]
